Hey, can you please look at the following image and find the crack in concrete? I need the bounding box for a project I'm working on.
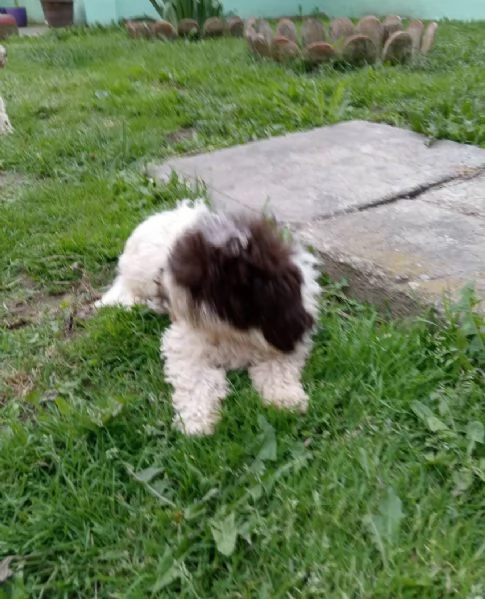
[311,164,485,223]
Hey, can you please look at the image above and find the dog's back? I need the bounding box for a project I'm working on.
[95,199,209,310]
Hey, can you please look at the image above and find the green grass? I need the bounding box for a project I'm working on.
[1,21,485,597]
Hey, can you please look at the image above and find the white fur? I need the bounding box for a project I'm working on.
[0,96,12,135]
[95,199,209,312]
[0,44,7,69]
[96,199,321,436]
[0,46,13,135]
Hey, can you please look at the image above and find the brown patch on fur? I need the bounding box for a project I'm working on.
[168,215,313,353]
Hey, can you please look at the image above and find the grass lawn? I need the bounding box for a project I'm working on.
[1,20,485,598]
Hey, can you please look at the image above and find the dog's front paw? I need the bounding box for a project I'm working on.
[172,413,217,436]
[264,386,309,414]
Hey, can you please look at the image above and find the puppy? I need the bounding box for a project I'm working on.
[96,199,321,435]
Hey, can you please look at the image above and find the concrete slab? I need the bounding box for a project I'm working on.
[151,120,485,223]
[300,196,485,314]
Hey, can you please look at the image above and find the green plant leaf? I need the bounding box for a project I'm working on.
[452,469,473,495]
[363,513,387,565]
[379,487,404,542]
[54,396,71,416]
[411,400,449,433]
[256,415,277,462]
[466,420,484,444]
[163,2,178,26]
[210,512,238,556]
[151,547,180,592]
[131,466,164,483]
[364,487,404,565]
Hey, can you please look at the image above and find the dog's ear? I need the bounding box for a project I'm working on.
[256,264,314,353]
[241,218,313,353]
[169,230,209,290]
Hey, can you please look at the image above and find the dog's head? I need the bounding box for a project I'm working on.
[164,212,314,353]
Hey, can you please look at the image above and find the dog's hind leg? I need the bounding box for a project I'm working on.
[161,323,228,435]
[249,349,309,414]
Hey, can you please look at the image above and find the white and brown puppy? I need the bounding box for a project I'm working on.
[96,199,321,435]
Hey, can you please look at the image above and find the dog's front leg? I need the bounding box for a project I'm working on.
[161,323,228,435]
[94,275,137,310]
[249,348,309,414]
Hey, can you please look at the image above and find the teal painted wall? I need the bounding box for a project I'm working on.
[6,0,485,26]
[224,0,485,20]
[84,0,159,24]
[320,0,485,20]
[102,0,485,22]
[224,0,326,18]
[116,0,159,19]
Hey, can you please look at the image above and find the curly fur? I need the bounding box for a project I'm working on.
[95,199,321,435]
